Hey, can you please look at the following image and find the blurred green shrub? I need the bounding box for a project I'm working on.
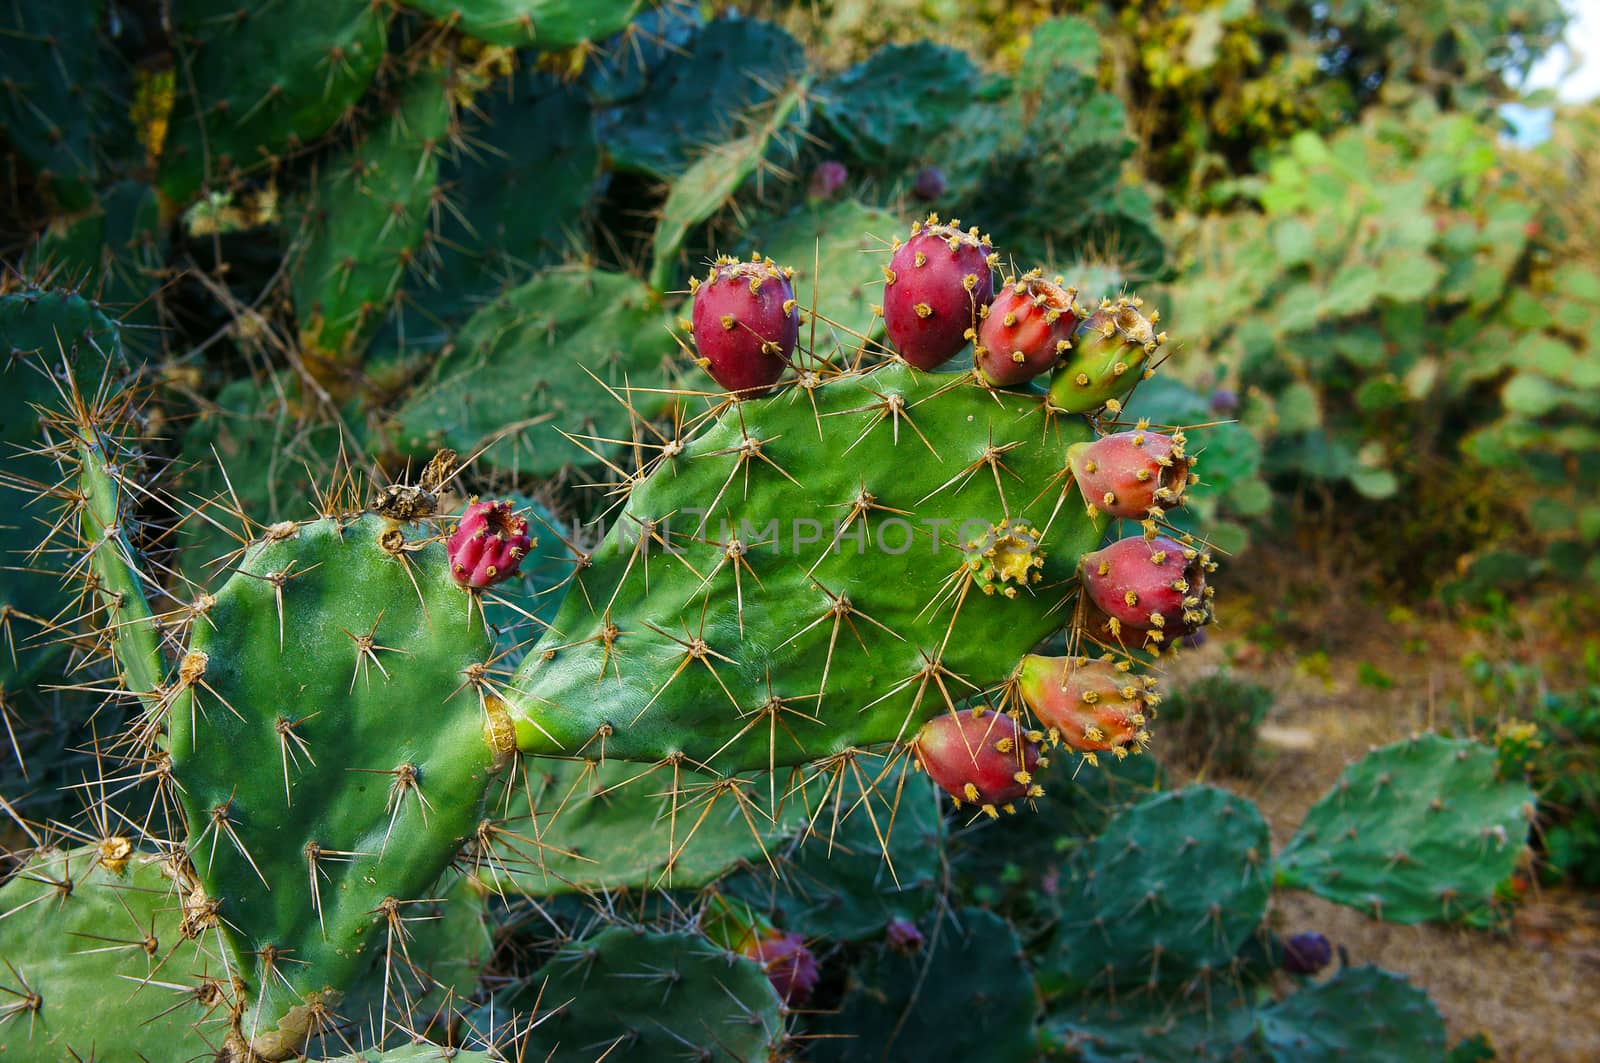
[1158,671,1274,776]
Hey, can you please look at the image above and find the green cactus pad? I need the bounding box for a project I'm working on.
[1046,982,1260,1063]
[475,927,785,1061]
[1254,966,1447,1061]
[402,0,643,49]
[325,1047,495,1062]
[160,0,388,204]
[506,361,1106,769]
[1276,734,1534,923]
[579,5,701,106]
[25,182,169,333]
[0,845,241,1060]
[0,3,115,211]
[648,83,807,291]
[814,908,1036,1063]
[0,289,127,692]
[598,17,807,179]
[481,755,810,893]
[724,755,944,939]
[736,199,901,350]
[167,513,500,1057]
[819,43,979,169]
[409,73,601,334]
[1048,784,1272,993]
[290,64,453,366]
[390,267,679,475]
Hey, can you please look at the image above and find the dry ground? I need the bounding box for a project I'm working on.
[1162,583,1600,1061]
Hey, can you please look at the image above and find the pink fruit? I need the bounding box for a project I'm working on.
[808,160,848,200]
[741,929,818,1005]
[690,255,799,397]
[1015,654,1156,761]
[911,706,1044,817]
[975,271,1080,386]
[1080,534,1214,646]
[1067,429,1194,519]
[885,917,925,953]
[447,500,533,589]
[881,214,995,369]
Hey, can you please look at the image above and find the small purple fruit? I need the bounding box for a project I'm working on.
[808,160,848,200]
[741,929,819,1005]
[1210,388,1239,416]
[912,166,946,201]
[1282,931,1333,975]
[689,255,799,397]
[885,917,924,954]
[882,214,996,369]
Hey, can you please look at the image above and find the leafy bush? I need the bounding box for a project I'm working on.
[1158,670,1275,775]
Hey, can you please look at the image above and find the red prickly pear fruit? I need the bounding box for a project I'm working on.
[808,160,848,200]
[912,165,947,201]
[1067,427,1194,520]
[975,270,1080,386]
[1281,931,1333,975]
[447,500,533,589]
[741,929,818,1006]
[1080,534,1215,647]
[689,255,799,397]
[1015,654,1156,762]
[881,214,995,369]
[911,706,1044,818]
[885,917,925,953]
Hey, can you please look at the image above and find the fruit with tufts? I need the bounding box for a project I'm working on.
[1016,653,1156,761]
[912,706,1044,817]
[1068,428,1194,519]
[881,214,996,369]
[1080,534,1215,646]
[447,499,533,589]
[1049,296,1166,413]
[690,256,800,396]
[975,271,1080,386]
[741,929,819,1006]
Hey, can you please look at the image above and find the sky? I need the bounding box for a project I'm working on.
[1522,0,1600,101]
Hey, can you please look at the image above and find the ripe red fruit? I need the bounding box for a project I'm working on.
[1080,534,1215,647]
[447,500,533,589]
[911,706,1043,817]
[1068,428,1194,519]
[741,929,818,1005]
[881,214,995,369]
[975,271,1080,386]
[1015,654,1155,762]
[690,256,799,397]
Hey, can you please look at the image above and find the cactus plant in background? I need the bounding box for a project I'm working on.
[0,2,1563,1059]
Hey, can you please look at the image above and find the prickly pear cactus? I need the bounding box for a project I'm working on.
[504,359,1108,768]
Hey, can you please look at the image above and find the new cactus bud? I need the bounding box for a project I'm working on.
[447,499,533,588]
[741,929,819,1006]
[882,214,995,369]
[975,271,1080,387]
[912,165,947,201]
[1015,653,1155,761]
[1048,296,1165,413]
[690,256,800,396]
[808,160,849,200]
[1282,931,1334,975]
[1067,428,1193,519]
[1080,534,1215,646]
[886,917,925,954]
[912,706,1044,817]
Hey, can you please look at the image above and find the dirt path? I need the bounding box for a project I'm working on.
[1163,594,1600,1062]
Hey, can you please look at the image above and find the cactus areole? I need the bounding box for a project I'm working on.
[690,255,800,396]
[882,214,996,369]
